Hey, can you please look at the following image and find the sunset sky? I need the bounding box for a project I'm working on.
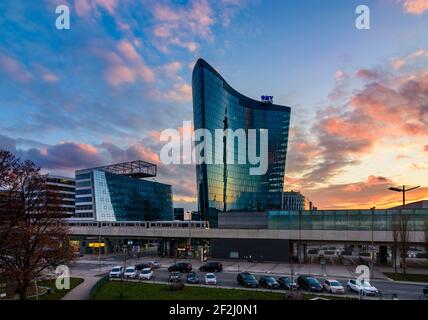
[0,0,427,211]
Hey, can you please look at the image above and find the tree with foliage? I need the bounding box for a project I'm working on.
[0,150,75,299]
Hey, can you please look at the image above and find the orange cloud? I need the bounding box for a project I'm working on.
[403,0,428,15]
[304,176,428,210]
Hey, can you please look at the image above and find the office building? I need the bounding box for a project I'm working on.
[73,160,173,221]
[192,58,291,227]
[174,208,185,221]
[46,175,75,216]
[283,190,316,211]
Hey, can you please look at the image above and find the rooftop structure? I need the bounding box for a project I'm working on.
[79,160,157,179]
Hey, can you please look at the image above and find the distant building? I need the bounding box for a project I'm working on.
[191,211,202,221]
[174,208,185,221]
[283,191,315,211]
[390,200,428,209]
[73,160,173,222]
[46,175,75,217]
[1,176,75,217]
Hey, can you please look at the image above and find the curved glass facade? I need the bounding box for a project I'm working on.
[192,59,291,227]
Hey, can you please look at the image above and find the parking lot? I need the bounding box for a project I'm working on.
[70,255,428,300]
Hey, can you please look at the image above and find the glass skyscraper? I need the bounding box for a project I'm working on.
[73,161,173,222]
[192,59,291,227]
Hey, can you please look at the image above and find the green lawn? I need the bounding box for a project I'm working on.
[93,281,289,300]
[92,281,355,300]
[384,272,428,283]
[32,277,84,300]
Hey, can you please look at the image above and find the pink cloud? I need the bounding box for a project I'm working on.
[151,0,214,52]
[288,49,428,187]
[103,41,155,86]
[356,69,380,80]
[75,0,118,17]
[0,54,32,83]
[163,82,192,103]
[403,0,428,15]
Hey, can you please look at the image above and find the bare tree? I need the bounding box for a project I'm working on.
[0,150,75,299]
[392,213,410,275]
[424,219,428,263]
[392,215,399,274]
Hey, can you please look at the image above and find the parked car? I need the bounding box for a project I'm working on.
[322,279,345,294]
[124,266,138,279]
[277,276,298,290]
[136,263,152,271]
[186,272,199,284]
[205,273,217,285]
[169,272,182,283]
[259,276,280,289]
[347,279,379,296]
[147,260,161,269]
[109,266,124,279]
[199,262,223,272]
[297,275,323,292]
[423,286,428,297]
[139,268,153,280]
[168,262,192,273]
[237,272,258,288]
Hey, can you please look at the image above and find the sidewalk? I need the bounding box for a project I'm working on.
[62,276,100,300]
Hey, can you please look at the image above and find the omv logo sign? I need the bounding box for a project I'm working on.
[261,95,273,103]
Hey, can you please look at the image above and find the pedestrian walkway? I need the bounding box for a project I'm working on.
[62,276,100,300]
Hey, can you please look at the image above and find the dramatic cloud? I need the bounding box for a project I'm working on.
[25,142,105,170]
[285,49,428,208]
[299,69,428,185]
[0,133,196,207]
[304,175,428,209]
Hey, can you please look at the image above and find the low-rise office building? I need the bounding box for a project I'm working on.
[73,160,173,222]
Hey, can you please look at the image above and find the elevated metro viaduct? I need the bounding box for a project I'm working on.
[69,213,426,265]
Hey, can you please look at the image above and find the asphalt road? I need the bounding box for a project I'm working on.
[72,262,428,300]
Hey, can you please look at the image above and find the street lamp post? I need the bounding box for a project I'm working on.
[98,221,102,273]
[388,185,421,207]
[371,207,375,266]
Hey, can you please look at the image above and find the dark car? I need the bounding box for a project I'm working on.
[168,262,192,273]
[186,272,199,284]
[237,272,259,288]
[199,262,223,272]
[278,276,298,290]
[169,272,182,283]
[259,276,280,289]
[135,263,152,271]
[297,275,323,292]
[424,286,428,297]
